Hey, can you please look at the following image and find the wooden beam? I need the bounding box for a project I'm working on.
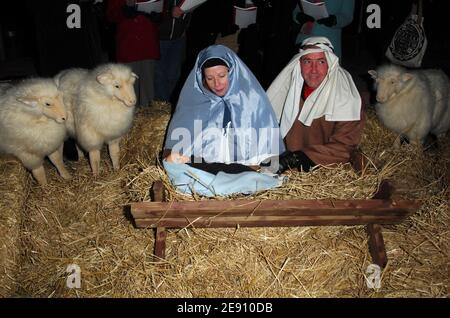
[131,199,419,219]
[366,224,388,268]
[135,215,408,228]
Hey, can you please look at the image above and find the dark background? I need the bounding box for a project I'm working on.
[0,0,449,90]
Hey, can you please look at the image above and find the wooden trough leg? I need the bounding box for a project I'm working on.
[372,179,395,200]
[151,181,167,262]
[366,224,388,268]
[352,152,389,268]
[154,227,167,261]
[151,180,166,202]
[350,149,365,175]
[365,180,393,268]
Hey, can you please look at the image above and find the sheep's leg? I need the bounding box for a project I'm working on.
[393,135,402,149]
[76,144,84,160]
[394,123,416,149]
[89,149,101,175]
[108,138,121,171]
[31,165,47,186]
[48,145,72,180]
[404,125,425,151]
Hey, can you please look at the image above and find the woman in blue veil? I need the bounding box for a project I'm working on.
[164,44,284,167]
[162,45,285,196]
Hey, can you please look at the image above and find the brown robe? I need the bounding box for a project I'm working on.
[284,98,365,166]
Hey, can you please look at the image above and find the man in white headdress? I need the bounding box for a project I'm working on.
[267,36,365,173]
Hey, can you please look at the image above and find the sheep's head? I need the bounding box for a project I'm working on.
[96,66,137,107]
[17,81,67,124]
[368,66,413,103]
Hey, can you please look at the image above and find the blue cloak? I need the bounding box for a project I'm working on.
[164,44,284,165]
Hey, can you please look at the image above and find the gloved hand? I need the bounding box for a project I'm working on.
[317,14,337,27]
[252,0,271,8]
[276,150,315,174]
[296,12,315,25]
[144,11,162,23]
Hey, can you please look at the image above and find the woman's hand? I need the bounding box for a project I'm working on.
[166,152,190,164]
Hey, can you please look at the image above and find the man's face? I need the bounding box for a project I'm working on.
[300,52,329,89]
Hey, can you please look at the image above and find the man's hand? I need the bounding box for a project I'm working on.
[172,6,185,18]
[317,15,337,27]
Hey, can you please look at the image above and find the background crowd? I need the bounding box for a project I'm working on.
[0,0,449,107]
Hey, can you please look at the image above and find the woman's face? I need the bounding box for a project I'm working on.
[203,65,229,97]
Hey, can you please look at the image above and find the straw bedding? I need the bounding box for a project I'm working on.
[0,155,30,297]
[1,103,448,297]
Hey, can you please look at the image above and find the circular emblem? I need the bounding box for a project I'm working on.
[389,17,426,61]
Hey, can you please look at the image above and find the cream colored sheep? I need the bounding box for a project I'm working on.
[54,68,89,159]
[54,68,88,137]
[369,64,450,147]
[0,78,71,185]
[58,63,137,175]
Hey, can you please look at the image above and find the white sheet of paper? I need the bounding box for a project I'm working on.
[234,6,258,29]
[234,6,257,29]
[179,0,208,12]
[301,0,329,20]
[136,0,163,14]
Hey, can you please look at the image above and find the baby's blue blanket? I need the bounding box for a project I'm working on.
[163,160,284,197]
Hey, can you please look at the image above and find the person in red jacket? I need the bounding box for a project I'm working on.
[107,0,161,107]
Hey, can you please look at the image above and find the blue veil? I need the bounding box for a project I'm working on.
[164,45,284,165]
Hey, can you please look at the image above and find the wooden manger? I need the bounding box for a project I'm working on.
[131,180,421,268]
[129,153,422,268]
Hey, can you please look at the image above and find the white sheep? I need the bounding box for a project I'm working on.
[0,78,71,185]
[54,68,89,159]
[369,64,450,147]
[56,63,137,175]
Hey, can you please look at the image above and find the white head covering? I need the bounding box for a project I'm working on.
[266,36,361,137]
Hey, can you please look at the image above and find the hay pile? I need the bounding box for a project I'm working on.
[4,102,449,297]
[17,160,143,297]
[0,155,30,297]
[126,161,384,203]
[121,102,172,166]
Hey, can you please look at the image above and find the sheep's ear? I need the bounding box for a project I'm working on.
[368,70,378,79]
[401,73,413,82]
[130,72,138,84]
[17,96,39,107]
[96,72,114,85]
